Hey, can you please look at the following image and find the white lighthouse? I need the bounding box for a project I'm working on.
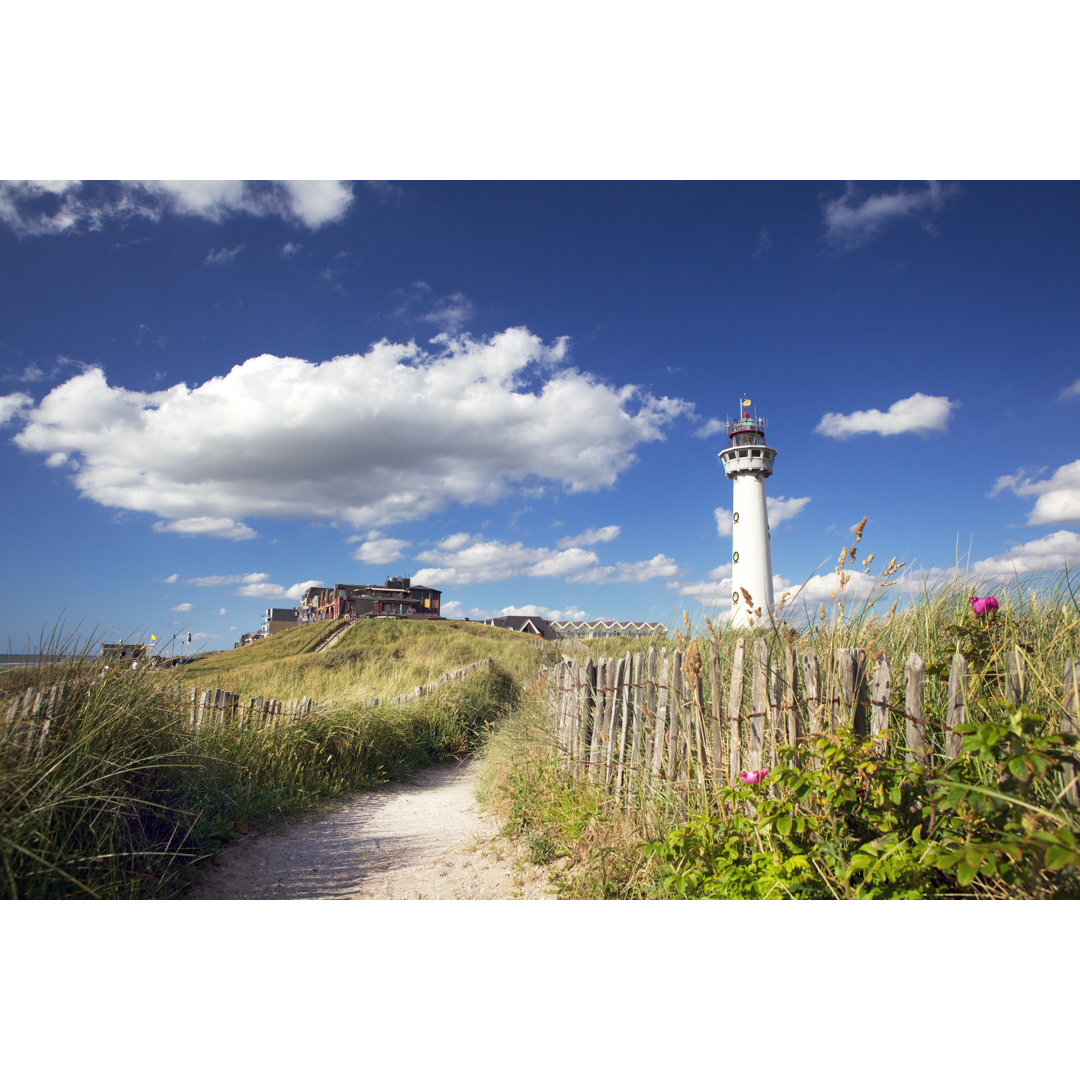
[719,397,777,629]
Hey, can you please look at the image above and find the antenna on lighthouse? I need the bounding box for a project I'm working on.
[719,395,777,629]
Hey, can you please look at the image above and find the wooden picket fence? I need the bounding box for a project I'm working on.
[1,657,498,762]
[546,640,1080,809]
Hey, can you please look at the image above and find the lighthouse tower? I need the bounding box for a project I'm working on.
[719,397,777,629]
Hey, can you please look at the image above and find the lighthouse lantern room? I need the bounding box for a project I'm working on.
[719,397,777,629]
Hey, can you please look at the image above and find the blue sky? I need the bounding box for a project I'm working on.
[2,179,1078,651]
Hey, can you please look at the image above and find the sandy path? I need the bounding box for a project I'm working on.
[185,759,556,900]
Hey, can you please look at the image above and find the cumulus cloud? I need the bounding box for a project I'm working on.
[556,525,620,548]
[991,460,1080,525]
[235,579,324,599]
[492,604,589,622]
[814,393,957,439]
[170,602,195,612]
[568,554,679,585]
[185,572,270,587]
[822,181,952,250]
[7,329,691,536]
[153,517,259,541]
[1058,378,1080,402]
[715,495,810,537]
[0,180,354,237]
[420,292,474,334]
[969,530,1080,578]
[414,534,600,587]
[0,392,33,426]
[352,532,411,563]
[693,418,726,439]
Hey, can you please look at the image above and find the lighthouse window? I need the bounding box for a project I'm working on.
[738,449,748,458]
[733,551,739,563]
[732,512,739,523]
[751,449,761,458]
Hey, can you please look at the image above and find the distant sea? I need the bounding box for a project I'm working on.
[0,654,66,669]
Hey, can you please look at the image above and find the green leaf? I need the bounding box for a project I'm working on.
[955,860,979,887]
[1045,846,1074,872]
[776,815,793,837]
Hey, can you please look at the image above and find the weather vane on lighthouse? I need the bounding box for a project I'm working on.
[719,396,777,629]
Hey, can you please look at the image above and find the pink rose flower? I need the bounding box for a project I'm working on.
[737,768,770,785]
[970,595,999,617]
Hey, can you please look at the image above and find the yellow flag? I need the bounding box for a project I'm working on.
[151,635,157,641]
[741,397,751,407]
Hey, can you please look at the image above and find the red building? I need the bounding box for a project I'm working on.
[300,577,441,622]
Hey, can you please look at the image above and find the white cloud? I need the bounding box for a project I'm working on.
[1058,378,1080,402]
[493,604,588,621]
[162,573,179,584]
[170,602,195,612]
[205,244,244,265]
[693,418,726,439]
[420,292,474,334]
[814,392,957,439]
[414,535,599,587]
[556,525,620,548]
[769,495,811,525]
[822,181,952,250]
[0,181,354,237]
[217,608,227,616]
[153,517,259,541]
[234,579,324,599]
[0,392,33,426]
[991,460,1080,525]
[353,533,411,563]
[279,180,354,229]
[715,495,810,536]
[185,572,270,587]
[569,553,679,585]
[8,329,691,535]
[969,530,1080,578]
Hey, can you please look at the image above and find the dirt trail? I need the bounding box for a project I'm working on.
[185,759,556,900]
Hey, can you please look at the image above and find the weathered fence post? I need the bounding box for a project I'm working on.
[946,653,969,759]
[1062,658,1079,807]
[749,639,767,771]
[835,648,867,736]
[642,646,658,784]
[667,649,684,784]
[617,648,630,803]
[588,658,606,783]
[783,642,799,756]
[905,653,927,762]
[727,638,745,783]
[870,655,891,756]
[1006,648,1028,707]
[709,641,724,792]
[767,651,781,772]
[652,649,669,779]
[624,651,644,805]
[801,648,822,734]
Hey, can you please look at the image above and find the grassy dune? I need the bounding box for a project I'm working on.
[0,619,550,899]
[175,618,558,704]
[480,569,1080,899]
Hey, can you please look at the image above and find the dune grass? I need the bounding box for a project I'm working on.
[480,565,1080,899]
[0,619,538,899]
[175,618,558,705]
